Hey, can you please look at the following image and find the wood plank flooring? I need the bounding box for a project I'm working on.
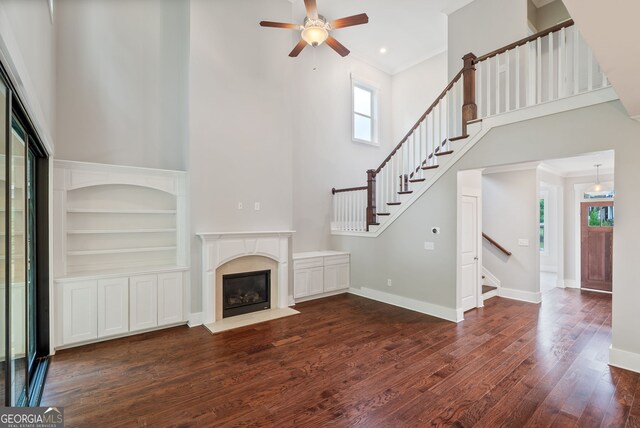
[42,288,640,427]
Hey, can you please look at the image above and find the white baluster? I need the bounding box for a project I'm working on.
[487,57,492,116]
[515,45,521,109]
[548,32,554,101]
[537,37,542,103]
[573,26,579,95]
[496,55,501,114]
[526,41,534,106]
[559,27,565,98]
[505,50,511,112]
[587,47,594,91]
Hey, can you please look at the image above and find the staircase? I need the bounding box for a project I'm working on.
[331,20,613,236]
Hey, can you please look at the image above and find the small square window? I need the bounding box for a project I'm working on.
[352,80,377,145]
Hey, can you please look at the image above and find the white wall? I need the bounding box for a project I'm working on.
[291,47,394,252]
[391,51,448,142]
[482,169,540,295]
[447,0,528,78]
[333,100,640,365]
[54,0,189,170]
[189,0,295,311]
[0,0,56,152]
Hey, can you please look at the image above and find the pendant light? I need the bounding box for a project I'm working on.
[585,164,613,197]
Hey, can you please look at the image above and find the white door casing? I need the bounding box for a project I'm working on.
[461,195,480,312]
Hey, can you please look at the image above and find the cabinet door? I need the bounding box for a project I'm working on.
[129,275,158,332]
[62,280,98,345]
[308,267,324,295]
[324,264,350,292]
[293,269,310,298]
[157,272,183,326]
[98,277,129,338]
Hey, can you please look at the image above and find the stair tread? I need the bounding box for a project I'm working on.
[449,134,469,142]
[422,165,440,170]
[398,191,413,195]
[409,178,426,183]
[482,285,498,294]
[387,202,401,206]
[376,213,391,216]
[435,150,454,157]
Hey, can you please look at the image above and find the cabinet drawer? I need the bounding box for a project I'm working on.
[324,254,350,266]
[293,257,324,270]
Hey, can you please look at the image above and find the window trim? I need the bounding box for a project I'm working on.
[351,75,379,146]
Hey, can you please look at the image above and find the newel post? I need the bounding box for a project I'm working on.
[366,169,377,230]
[462,53,477,135]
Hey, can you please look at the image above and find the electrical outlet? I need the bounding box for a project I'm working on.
[424,241,435,250]
[254,202,261,211]
[387,279,392,287]
[237,202,243,210]
[518,239,529,247]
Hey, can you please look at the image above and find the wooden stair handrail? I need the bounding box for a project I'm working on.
[473,19,574,64]
[374,68,464,174]
[482,233,512,256]
[332,186,367,194]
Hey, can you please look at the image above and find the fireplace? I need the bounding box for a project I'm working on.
[222,270,271,318]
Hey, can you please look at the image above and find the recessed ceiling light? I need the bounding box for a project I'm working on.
[379,47,387,54]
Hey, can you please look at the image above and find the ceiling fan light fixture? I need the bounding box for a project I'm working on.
[302,16,329,47]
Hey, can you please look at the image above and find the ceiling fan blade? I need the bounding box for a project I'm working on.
[330,13,369,29]
[260,21,300,30]
[325,36,350,57]
[304,0,318,19]
[289,39,308,57]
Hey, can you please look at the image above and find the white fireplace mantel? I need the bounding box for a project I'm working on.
[197,231,295,325]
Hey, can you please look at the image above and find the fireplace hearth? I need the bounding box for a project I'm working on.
[222,270,271,318]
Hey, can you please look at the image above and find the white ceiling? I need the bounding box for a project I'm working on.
[540,151,615,177]
[482,151,615,177]
[289,0,456,74]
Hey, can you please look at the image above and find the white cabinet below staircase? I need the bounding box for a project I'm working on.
[293,252,350,302]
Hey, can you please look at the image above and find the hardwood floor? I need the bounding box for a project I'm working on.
[42,289,640,427]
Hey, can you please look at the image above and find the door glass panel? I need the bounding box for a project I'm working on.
[588,206,614,227]
[0,76,7,405]
[10,118,26,405]
[27,149,36,371]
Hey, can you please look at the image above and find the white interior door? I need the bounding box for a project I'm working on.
[461,195,479,311]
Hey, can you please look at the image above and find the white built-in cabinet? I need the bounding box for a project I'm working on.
[53,160,189,349]
[293,252,350,302]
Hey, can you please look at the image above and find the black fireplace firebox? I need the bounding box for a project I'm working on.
[222,270,271,318]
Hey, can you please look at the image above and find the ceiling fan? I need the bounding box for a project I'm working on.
[259,0,369,58]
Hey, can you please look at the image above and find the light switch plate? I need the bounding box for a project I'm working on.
[518,239,529,247]
[254,202,261,211]
[424,241,435,250]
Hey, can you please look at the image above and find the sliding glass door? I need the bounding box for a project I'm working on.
[0,64,7,407]
[0,66,49,407]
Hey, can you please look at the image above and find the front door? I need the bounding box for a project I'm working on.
[581,201,613,292]
[461,195,479,311]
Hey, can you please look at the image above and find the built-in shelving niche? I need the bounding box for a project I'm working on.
[53,161,188,279]
[65,184,178,274]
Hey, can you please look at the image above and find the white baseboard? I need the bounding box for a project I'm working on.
[288,295,295,306]
[498,287,542,304]
[294,289,348,304]
[188,312,203,327]
[482,267,501,288]
[564,280,579,289]
[609,346,640,374]
[555,279,566,289]
[349,287,461,323]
